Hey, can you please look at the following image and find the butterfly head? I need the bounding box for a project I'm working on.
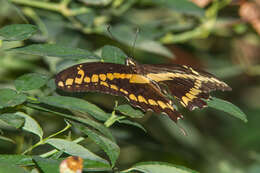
[125,57,137,67]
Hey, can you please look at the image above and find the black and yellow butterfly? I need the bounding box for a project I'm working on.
[55,58,231,122]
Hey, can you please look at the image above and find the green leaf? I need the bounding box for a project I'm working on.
[26,103,115,141]
[72,121,120,167]
[46,138,109,165]
[118,119,146,132]
[11,44,100,60]
[0,163,29,173]
[0,155,34,166]
[136,40,174,59]
[123,161,199,173]
[111,25,174,58]
[0,113,25,128]
[101,45,127,64]
[115,104,144,118]
[39,96,109,121]
[148,0,204,17]
[0,89,27,109]
[75,117,115,142]
[15,112,43,139]
[33,157,59,173]
[15,73,48,92]
[206,97,248,123]
[0,24,37,41]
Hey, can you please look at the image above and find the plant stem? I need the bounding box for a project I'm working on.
[104,114,125,127]
[10,0,60,12]
[160,0,231,44]
[22,122,71,155]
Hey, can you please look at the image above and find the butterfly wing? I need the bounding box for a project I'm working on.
[55,62,183,121]
[142,64,231,110]
[55,62,134,96]
[121,82,183,122]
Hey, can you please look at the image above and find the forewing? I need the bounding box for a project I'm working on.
[55,62,134,96]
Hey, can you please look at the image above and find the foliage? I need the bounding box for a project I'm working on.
[0,0,259,173]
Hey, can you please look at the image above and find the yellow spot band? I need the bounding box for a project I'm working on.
[99,74,106,81]
[120,88,128,95]
[84,76,91,83]
[129,94,137,101]
[65,78,74,86]
[100,81,109,87]
[148,99,158,105]
[58,81,64,87]
[110,84,118,91]
[75,69,85,84]
[157,100,167,109]
[138,95,148,104]
[91,74,99,83]
[107,73,114,80]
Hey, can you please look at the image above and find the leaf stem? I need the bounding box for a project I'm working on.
[22,122,71,155]
[10,0,60,12]
[104,101,125,127]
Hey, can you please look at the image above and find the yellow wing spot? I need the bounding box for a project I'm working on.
[157,100,168,109]
[148,99,158,105]
[189,88,200,96]
[120,88,128,95]
[190,67,199,75]
[110,84,119,91]
[195,80,202,89]
[125,74,132,79]
[186,93,197,100]
[146,73,209,82]
[107,73,114,80]
[99,74,106,81]
[84,76,90,83]
[113,73,121,78]
[138,95,148,104]
[100,81,109,87]
[181,74,189,79]
[91,74,99,83]
[210,77,222,84]
[182,96,191,106]
[180,101,186,107]
[129,94,137,101]
[118,73,125,79]
[58,81,64,87]
[130,74,150,84]
[75,69,85,84]
[65,78,74,86]
[167,103,174,110]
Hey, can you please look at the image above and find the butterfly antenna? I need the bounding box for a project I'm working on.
[130,27,139,58]
[107,25,118,42]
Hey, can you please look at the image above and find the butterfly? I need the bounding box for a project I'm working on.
[55,57,231,122]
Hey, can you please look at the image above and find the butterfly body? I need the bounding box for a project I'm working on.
[55,58,231,122]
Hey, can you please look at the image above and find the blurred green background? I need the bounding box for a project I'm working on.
[1,0,260,172]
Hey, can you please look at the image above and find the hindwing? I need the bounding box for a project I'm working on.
[142,64,231,110]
